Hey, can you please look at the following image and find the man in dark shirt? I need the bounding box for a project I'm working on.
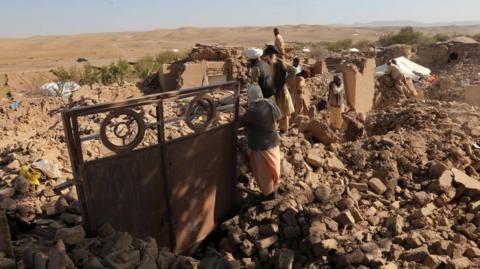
[239,84,282,200]
[256,60,275,99]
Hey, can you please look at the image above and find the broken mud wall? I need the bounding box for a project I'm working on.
[159,61,232,91]
[311,61,328,76]
[188,44,243,62]
[325,57,343,73]
[416,42,480,71]
[464,85,480,106]
[376,44,413,66]
[342,58,376,114]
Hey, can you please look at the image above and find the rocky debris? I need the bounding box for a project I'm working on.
[3,44,480,268]
[54,225,86,245]
[368,177,387,195]
[309,119,339,144]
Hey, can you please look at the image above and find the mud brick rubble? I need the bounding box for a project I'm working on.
[2,44,480,269]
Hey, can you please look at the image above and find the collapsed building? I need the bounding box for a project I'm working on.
[416,38,480,71]
[153,44,248,92]
[3,40,480,269]
[153,44,330,93]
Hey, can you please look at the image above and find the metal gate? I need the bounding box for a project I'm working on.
[61,81,240,253]
[0,209,14,258]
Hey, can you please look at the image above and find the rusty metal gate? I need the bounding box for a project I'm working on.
[61,81,240,253]
[0,209,14,258]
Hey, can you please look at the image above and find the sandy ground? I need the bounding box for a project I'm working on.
[0,24,479,93]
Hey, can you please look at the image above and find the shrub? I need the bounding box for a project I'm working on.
[115,59,131,84]
[432,33,450,43]
[134,51,185,80]
[155,50,185,64]
[80,63,100,88]
[472,33,480,42]
[305,43,327,60]
[327,39,353,52]
[52,66,72,83]
[100,64,117,85]
[134,55,159,81]
[377,27,447,46]
[353,39,371,50]
[67,66,84,83]
[378,27,424,46]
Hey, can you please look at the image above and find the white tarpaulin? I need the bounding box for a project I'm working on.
[376,56,431,81]
[40,82,81,97]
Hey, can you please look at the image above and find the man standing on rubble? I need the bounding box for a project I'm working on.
[263,45,294,134]
[328,75,346,130]
[248,48,276,101]
[273,27,285,59]
[286,66,309,119]
[384,59,417,97]
[238,83,282,200]
[384,60,404,89]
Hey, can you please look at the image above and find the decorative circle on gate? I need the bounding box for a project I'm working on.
[184,95,217,132]
[100,108,146,153]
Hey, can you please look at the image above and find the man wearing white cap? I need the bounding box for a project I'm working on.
[246,47,275,100]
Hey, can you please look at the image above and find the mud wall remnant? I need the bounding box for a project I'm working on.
[465,85,480,106]
[159,61,232,92]
[342,58,376,114]
[376,44,413,66]
[311,61,328,76]
[416,42,480,70]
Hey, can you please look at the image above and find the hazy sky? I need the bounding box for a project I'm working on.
[1,0,479,37]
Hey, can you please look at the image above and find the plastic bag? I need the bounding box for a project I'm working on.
[20,165,42,186]
[32,160,61,179]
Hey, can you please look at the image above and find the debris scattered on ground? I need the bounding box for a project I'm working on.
[2,43,480,268]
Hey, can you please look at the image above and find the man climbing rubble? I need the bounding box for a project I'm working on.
[238,83,282,200]
[328,75,347,130]
[286,66,309,120]
[384,59,418,98]
[263,45,294,134]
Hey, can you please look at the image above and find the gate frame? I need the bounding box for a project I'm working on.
[61,81,240,252]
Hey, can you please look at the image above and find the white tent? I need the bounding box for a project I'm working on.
[376,56,431,81]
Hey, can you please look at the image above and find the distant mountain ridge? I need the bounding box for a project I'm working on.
[332,20,480,27]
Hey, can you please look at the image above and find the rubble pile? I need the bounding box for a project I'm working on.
[3,44,480,268]
[304,74,331,105]
[423,63,480,102]
[220,99,480,268]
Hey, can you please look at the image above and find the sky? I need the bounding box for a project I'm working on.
[1,0,479,37]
